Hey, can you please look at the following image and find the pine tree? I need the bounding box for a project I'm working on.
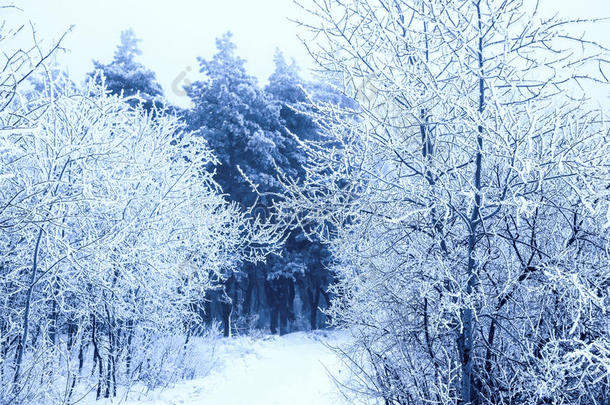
[90,29,163,111]
[187,33,284,204]
[186,33,287,336]
[187,37,350,335]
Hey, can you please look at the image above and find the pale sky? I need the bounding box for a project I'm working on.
[17,0,312,105]
[14,0,610,105]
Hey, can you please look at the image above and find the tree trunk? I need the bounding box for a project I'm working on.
[460,4,485,403]
[13,227,44,385]
[320,288,332,326]
[242,268,255,316]
[269,307,278,334]
[310,287,320,330]
[279,278,294,336]
[49,283,59,347]
[221,275,235,337]
[125,319,134,377]
[91,315,104,400]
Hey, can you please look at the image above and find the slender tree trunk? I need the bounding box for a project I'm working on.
[91,315,104,400]
[310,286,320,330]
[243,268,255,316]
[279,278,294,336]
[269,307,278,334]
[265,278,278,334]
[67,317,77,352]
[203,295,212,326]
[13,227,44,385]
[125,319,134,377]
[460,4,485,403]
[48,282,59,347]
[279,307,287,336]
[221,275,235,337]
[320,288,332,326]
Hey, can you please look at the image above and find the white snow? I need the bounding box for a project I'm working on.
[94,330,352,405]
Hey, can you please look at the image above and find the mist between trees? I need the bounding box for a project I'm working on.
[1,0,610,404]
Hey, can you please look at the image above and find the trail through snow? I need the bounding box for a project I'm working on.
[108,331,352,405]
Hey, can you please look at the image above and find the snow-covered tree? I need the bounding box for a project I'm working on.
[90,29,164,111]
[281,0,610,403]
[0,70,278,402]
[185,32,284,335]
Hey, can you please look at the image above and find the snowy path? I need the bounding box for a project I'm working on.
[115,331,352,405]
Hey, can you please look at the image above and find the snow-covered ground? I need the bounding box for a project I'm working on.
[94,330,352,405]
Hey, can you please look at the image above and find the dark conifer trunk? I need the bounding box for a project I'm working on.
[221,275,236,337]
[309,287,320,330]
[243,268,256,316]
